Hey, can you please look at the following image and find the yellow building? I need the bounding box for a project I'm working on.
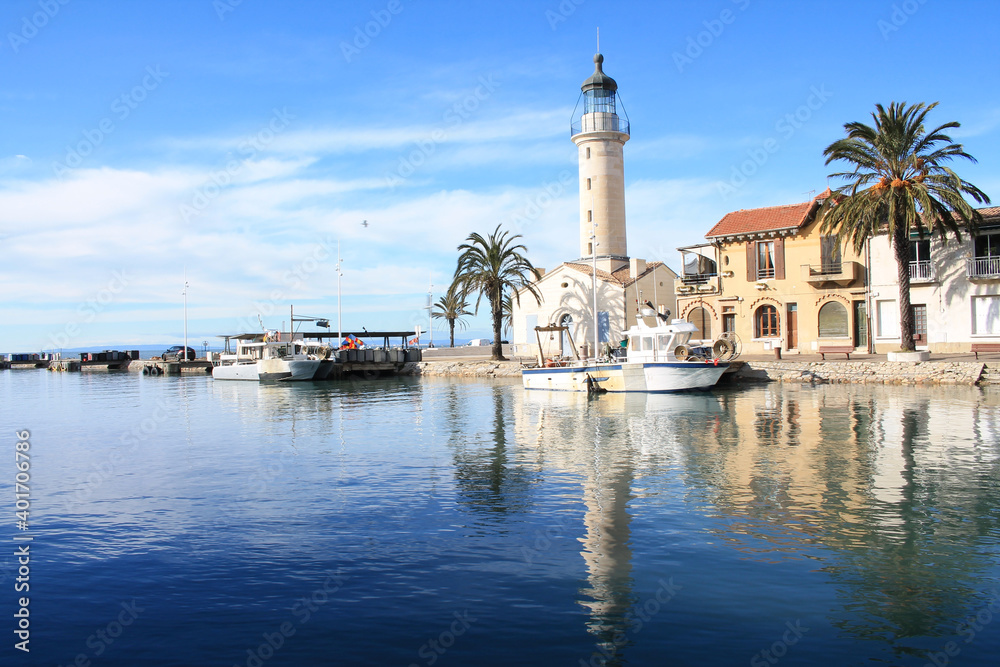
[676,190,869,356]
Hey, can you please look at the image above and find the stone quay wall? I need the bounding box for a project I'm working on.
[411,360,523,379]
[411,359,998,386]
[733,360,989,386]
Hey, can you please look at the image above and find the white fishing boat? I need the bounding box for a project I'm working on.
[521,313,737,393]
[212,333,323,382]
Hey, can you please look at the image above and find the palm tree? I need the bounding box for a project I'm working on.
[432,284,473,348]
[453,225,542,361]
[820,102,990,351]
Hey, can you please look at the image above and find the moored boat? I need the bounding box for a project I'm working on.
[521,317,735,393]
[212,334,322,381]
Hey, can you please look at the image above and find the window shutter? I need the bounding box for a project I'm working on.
[746,242,755,282]
[774,237,785,280]
[818,302,848,338]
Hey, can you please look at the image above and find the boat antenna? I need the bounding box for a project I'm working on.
[634,273,642,324]
[652,261,658,316]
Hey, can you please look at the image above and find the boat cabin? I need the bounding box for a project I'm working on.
[625,320,697,363]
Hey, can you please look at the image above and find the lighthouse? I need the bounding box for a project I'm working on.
[511,51,677,359]
[572,53,630,272]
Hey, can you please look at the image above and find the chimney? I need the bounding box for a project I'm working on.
[629,257,646,279]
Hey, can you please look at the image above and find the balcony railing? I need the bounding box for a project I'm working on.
[680,272,716,285]
[909,260,934,282]
[800,261,859,286]
[756,267,775,281]
[571,114,630,136]
[967,256,1000,279]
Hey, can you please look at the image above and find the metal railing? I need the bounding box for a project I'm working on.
[680,272,716,285]
[756,267,775,280]
[967,257,1000,279]
[909,260,933,281]
[815,262,843,276]
[571,115,630,136]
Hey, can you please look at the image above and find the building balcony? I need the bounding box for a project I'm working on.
[676,273,719,295]
[967,257,1000,280]
[909,260,935,283]
[680,272,717,285]
[800,261,860,287]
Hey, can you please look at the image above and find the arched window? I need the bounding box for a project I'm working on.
[755,305,779,338]
[818,301,849,338]
[687,307,712,340]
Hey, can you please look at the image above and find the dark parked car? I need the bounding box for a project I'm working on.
[162,346,196,361]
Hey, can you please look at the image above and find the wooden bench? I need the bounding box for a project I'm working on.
[971,342,1000,359]
[818,345,854,360]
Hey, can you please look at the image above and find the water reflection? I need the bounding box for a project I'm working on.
[449,386,535,517]
[509,384,1000,662]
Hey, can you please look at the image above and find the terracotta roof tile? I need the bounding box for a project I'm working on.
[704,195,995,240]
[706,201,815,239]
[563,261,667,288]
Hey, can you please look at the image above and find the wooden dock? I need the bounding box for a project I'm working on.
[135,360,214,375]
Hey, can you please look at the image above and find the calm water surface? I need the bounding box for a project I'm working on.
[2,370,1000,666]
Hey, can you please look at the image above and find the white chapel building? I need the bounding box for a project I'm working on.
[512,53,677,359]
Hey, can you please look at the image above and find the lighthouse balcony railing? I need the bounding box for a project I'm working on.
[571,116,630,136]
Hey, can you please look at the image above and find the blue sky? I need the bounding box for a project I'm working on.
[2,0,998,352]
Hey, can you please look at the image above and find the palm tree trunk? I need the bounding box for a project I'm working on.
[491,292,505,361]
[891,223,916,352]
[449,319,455,348]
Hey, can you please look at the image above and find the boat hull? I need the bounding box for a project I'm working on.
[312,359,334,380]
[212,363,260,381]
[522,360,728,393]
[213,359,321,382]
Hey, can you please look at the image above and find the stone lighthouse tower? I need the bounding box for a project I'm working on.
[572,53,630,273]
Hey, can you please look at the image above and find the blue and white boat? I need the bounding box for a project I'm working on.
[521,318,733,393]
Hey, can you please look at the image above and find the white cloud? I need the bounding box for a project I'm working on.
[161,108,571,157]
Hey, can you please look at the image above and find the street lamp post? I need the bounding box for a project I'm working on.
[183,279,189,361]
[591,223,599,360]
[336,241,343,343]
[427,281,434,349]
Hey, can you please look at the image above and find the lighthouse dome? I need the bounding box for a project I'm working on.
[581,53,617,93]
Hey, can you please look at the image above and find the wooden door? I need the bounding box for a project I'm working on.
[853,301,867,349]
[786,303,798,349]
